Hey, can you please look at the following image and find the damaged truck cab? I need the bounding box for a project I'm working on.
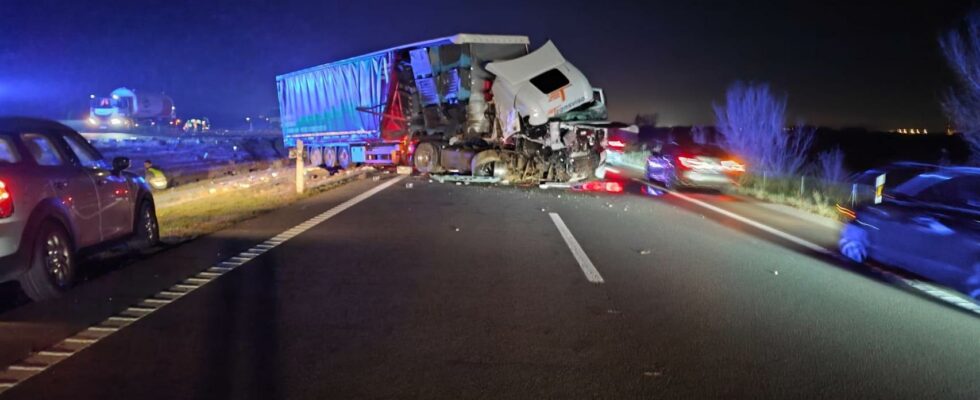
[276,33,610,182]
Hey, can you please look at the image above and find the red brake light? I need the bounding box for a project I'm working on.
[676,156,700,170]
[0,180,13,219]
[607,140,626,152]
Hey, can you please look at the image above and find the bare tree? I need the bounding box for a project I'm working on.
[690,125,710,145]
[713,82,813,176]
[940,12,980,163]
[818,147,848,182]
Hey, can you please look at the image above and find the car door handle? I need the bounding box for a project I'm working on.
[53,180,69,190]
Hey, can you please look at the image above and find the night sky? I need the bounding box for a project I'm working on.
[0,0,974,130]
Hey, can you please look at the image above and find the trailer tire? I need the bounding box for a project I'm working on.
[413,142,442,174]
[338,147,351,169]
[324,147,337,168]
[310,147,324,167]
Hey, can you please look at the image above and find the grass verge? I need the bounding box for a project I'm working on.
[735,174,850,220]
[156,169,370,242]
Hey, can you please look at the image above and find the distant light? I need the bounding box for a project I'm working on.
[89,94,96,99]
[87,117,98,125]
[924,129,928,134]
[245,117,251,122]
[110,118,122,126]
[112,94,119,100]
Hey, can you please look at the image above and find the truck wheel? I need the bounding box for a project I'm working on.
[128,200,159,250]
[472,151,505,177]
[19,221,76,301]
[338,148,351,169]
[413,142,441,174]
[324,147,337,168]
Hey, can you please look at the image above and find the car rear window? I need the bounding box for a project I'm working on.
[0,136,20,164]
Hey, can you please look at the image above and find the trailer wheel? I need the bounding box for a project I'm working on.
[310,146,324,167]
[324,147,337,168]
[338,147,351,169]
[413,142,441,174]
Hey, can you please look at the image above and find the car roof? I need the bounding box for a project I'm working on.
[0,117,76,134]
[935,166,980,176]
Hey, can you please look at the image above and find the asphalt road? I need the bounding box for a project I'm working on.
[0,174,978,399]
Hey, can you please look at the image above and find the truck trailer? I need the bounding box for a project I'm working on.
[276,33,611,182]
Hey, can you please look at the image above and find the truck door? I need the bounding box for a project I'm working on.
[20,133,103,247]
[62,134,133,240]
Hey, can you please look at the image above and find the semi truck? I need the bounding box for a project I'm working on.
[88,87,177,131]
[276,33,612,182]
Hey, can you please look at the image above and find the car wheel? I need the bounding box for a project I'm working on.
[19,221,76,301]
[129,200,160,250]
[839,226,869,264]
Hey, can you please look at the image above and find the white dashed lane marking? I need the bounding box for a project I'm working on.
[549,213,605,284]
[0,176,404,394]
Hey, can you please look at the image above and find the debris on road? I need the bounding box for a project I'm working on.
[638,249,652,255]
[372,176,381,181]
[405,183,414,189]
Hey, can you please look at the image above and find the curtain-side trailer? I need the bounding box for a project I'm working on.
[276,33,610,182]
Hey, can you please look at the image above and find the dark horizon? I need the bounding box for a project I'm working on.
[0,0,975,130]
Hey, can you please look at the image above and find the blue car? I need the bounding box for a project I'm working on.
[646,143,744,191]
[839,167,980,298]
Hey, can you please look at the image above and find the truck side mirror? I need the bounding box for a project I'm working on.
[112,157,130,173]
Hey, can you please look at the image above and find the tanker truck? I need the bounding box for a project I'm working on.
[88,87,177,131]
[276,33,612,182]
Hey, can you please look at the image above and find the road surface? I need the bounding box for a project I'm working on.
[0,174,978,399]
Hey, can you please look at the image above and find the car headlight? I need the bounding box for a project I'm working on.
[87,117,98,125]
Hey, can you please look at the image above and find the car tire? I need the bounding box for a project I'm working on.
[839,227,869,264]
[128,200,160,250]
[19,221,76,301]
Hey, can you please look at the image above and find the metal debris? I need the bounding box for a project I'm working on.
[404,183,414,189]
[638,249,652,255]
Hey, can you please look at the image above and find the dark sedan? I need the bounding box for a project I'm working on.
[839,167,980,298]
[646,143,745,191]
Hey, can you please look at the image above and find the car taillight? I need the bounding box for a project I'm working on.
[676,156,700,170]
[0,180,12,219]
[606,140,626,152]
[721,160,745,173]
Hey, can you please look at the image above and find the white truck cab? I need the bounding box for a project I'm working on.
[487,41,595,137]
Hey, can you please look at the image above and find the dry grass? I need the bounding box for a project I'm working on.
[156,170,368,242]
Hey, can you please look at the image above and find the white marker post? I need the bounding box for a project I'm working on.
[295,139,305,194]
[874,173,886,204]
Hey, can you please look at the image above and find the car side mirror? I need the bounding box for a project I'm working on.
[112,157,130,173]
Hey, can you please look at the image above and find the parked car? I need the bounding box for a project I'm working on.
[646,143,745,191]
[839,167,980,298]
[835,162,937,220]
[0,117,159,301]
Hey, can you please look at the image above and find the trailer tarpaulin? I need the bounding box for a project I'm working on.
[277,53,393,146]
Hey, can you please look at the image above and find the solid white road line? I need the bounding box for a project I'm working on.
[0,175,405,393]
[634,179,980,315]
[640,180,831,255]
[549,213,605,284]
